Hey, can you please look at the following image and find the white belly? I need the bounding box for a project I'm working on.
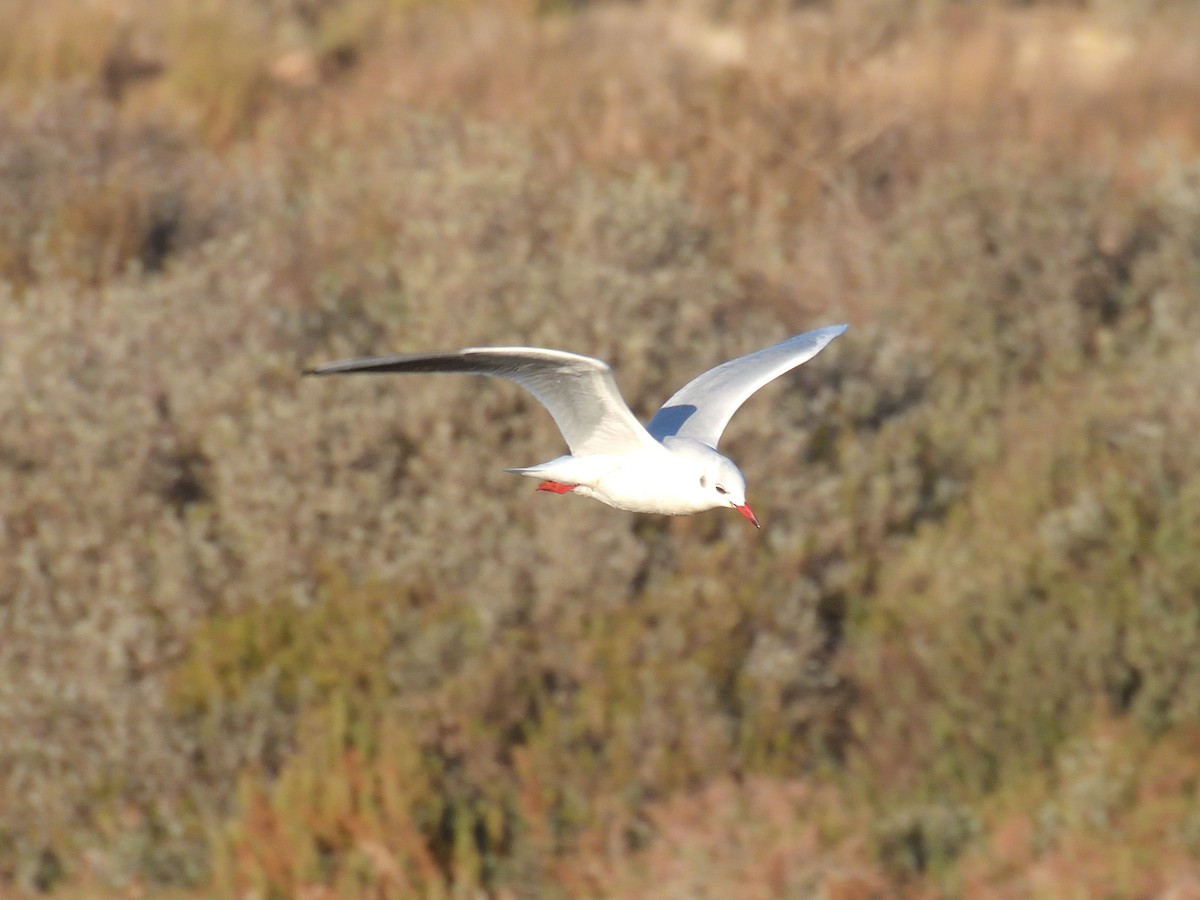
[513,447,715,516]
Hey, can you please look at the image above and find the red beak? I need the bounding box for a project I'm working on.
[735,503,760,528]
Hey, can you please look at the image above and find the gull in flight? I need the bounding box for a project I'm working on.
[305,324,847,527]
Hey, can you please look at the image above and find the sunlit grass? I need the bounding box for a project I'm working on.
[0,0,121,92]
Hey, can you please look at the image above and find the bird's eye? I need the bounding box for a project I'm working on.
[699,475,708,488]
[715,485,727,495]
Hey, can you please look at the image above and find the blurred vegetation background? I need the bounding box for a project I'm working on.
[1,0,1199,896]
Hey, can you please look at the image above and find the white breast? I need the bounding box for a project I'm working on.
[580,448,716,515]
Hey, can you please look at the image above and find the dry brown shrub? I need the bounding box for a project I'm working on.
[0,89,235,291]
[352,2,1200,270]
[954,721,1200,897]
[560,776,883,899]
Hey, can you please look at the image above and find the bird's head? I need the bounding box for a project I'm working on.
[659,436,760,527]
[699,454,758,528]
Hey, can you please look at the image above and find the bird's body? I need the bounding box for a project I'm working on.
[508,436,742,516]
[305,324,847,527]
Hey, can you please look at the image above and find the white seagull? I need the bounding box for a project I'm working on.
[305,324,847,528]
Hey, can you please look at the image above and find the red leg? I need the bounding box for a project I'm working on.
[536,481,576,494]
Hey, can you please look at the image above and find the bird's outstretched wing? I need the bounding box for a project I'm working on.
[305,347,660,456]
[646,324,848,448]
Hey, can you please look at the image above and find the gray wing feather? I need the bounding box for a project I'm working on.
[646,324,847,447]
[305,347,658,456]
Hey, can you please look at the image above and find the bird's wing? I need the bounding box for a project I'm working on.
[304,346,659,456]
[646,324,848,448]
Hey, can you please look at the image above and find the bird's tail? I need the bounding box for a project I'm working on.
[504,454,578,481]
[504,468,542,482]
[505,465,553,479]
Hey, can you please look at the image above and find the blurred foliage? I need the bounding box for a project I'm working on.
[1,0,1199,896]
